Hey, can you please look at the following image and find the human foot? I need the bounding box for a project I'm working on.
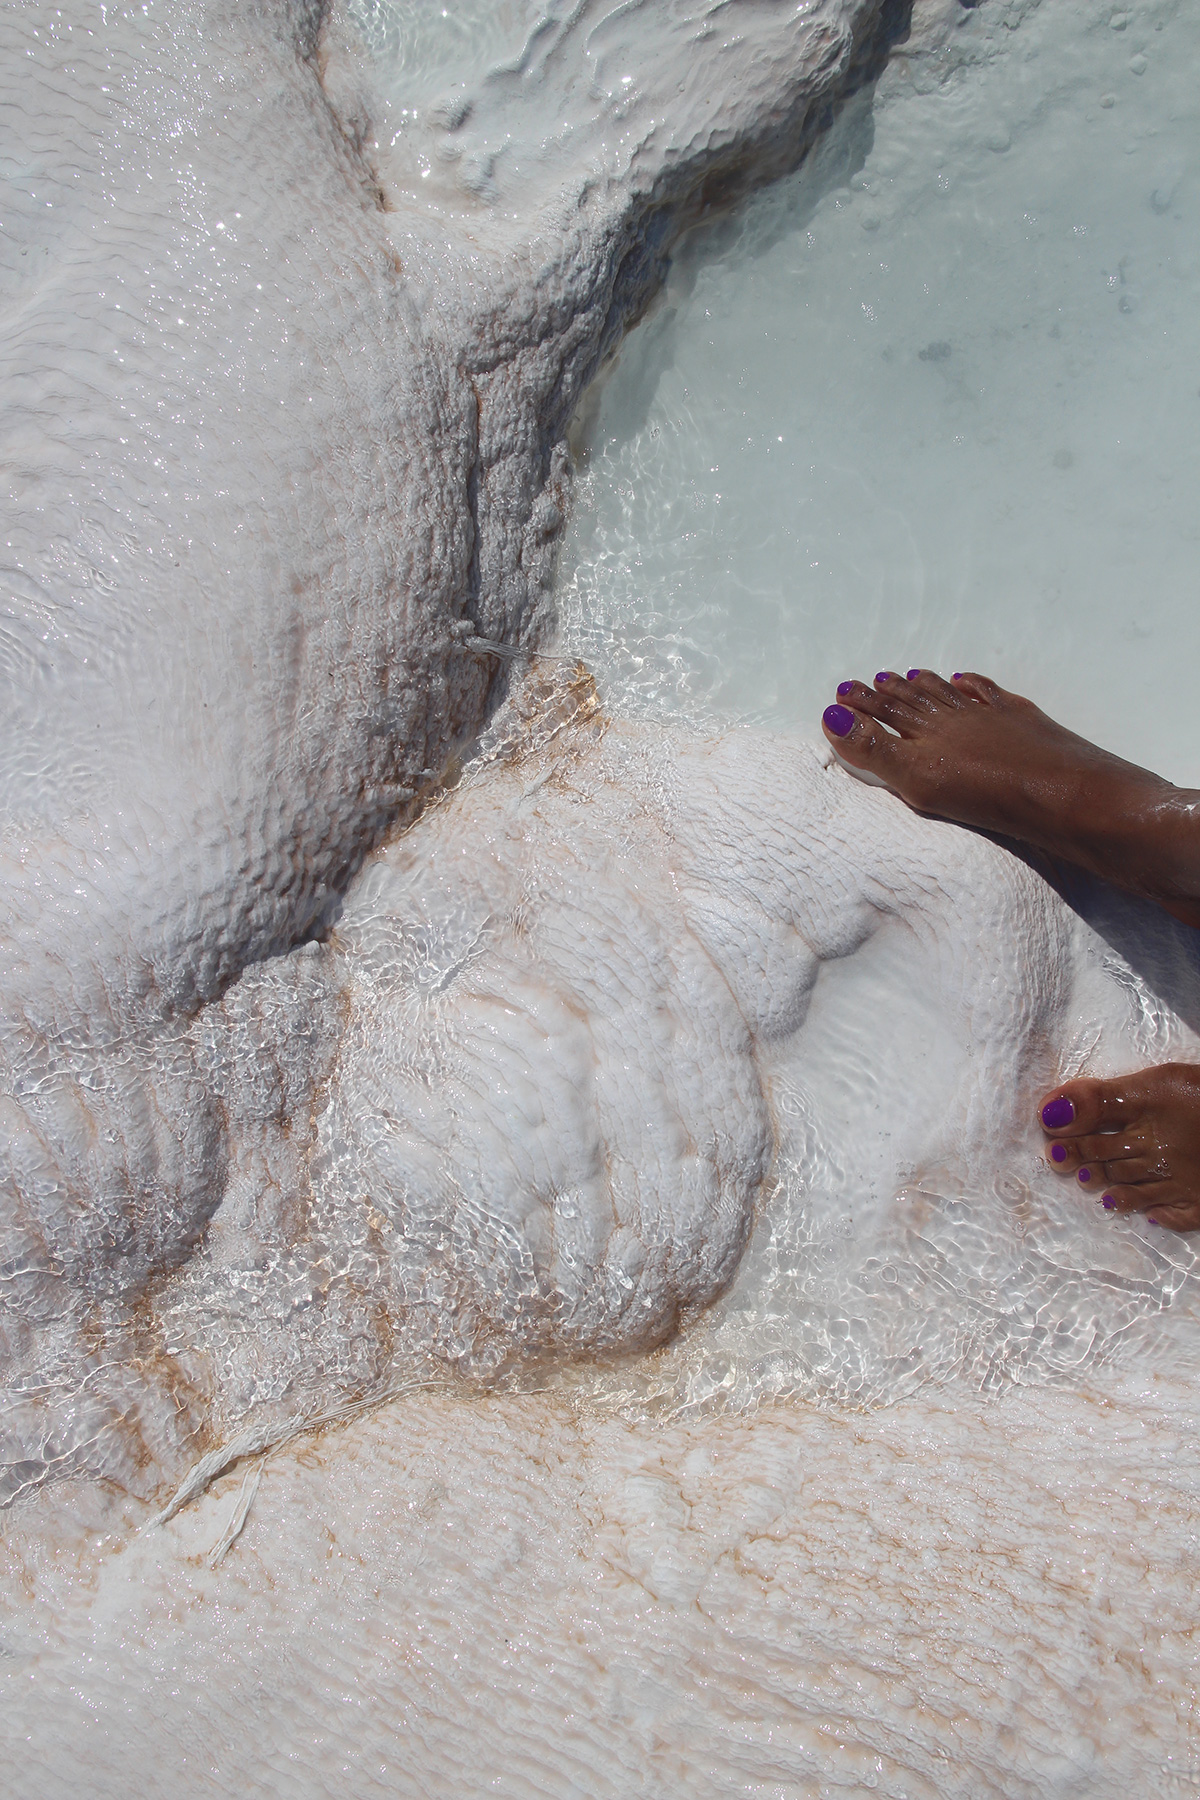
[821,670,1200,927]
[1039,1066,1200,1231]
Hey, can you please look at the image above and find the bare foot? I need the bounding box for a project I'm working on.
[1039,1068,1200,1232]
[821,669,1200,927]
[821,668,1200,1231]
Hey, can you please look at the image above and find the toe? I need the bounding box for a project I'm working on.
[1143,1198,1200,1232]
[1097,1181,1152,1215]
[1069,1132,1159,1185]
[1038,1077,1138,1138]
[846,680,927,736]
[1070,1128,1146,1165]
[950,670,1003,704]
[1046,1138,1079,1173]
[905,669,963,707]
[822,702,909,781]
[1094,1154,1161,1185]
[1098,1180,1193,1225]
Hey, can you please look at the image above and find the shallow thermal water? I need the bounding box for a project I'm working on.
[551,0,1200,1421]
[557,0,1200,783]
[348,0,542,104]
[338,0,1200,1426]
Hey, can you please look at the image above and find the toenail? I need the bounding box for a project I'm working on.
[1050,1143,1067,1163]
[1077,1167,1092,1184]
[1103,1196,1117,1210]
[1041,1096,1075,1129]
[1147,1215,1159,1225]
[875,671,893,683]
[906,668,920,681]
[823,704,855,739]
[836,680,855,697]
[952,672,963,681]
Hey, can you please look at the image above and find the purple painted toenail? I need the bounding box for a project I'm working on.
[1103,1196,1117,1210]
[837,680,855,697]
[1077,1167,1092,1184]
[1050,1143,1067,1163]
[875,671,893,683]
[952,672,963,681]
[1041,1096,1075,1130]
[823,704,855,739]
[1147,1215,1159,1225]
[906,669,920,681]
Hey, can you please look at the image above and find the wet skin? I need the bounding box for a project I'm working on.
[822,668,1200,1231]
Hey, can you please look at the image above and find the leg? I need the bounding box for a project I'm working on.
[821,669,1200,926]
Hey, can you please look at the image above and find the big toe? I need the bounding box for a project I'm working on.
[822,703,906,785]
[1038,1076,1133,1137]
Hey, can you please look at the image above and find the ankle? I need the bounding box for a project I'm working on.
[1013,757,1157,861]
[1082,781,1200,914]
[1138,790,1200,915]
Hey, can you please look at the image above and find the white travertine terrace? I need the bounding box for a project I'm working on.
[161,684,1076,1430]
[0,0,909,1501]
[3,1,1200,1793]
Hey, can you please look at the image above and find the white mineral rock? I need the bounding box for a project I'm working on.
[3,2,1200,1795]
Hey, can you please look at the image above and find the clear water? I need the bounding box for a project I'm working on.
[346,0,542,112]
[556,0,1200,783]
[7,10,1200,1792]
[328,0,1200,1423]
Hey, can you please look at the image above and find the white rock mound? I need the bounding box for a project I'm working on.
[142,663,1086,1486]
[0,0,908,1502]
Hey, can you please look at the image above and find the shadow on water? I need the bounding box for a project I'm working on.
[571,0,916,457]
[1003,839,1200,1040]
[571,92,881,456]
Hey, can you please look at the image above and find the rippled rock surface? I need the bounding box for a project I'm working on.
[0,0,908,1500]
[4,2,1200,1795]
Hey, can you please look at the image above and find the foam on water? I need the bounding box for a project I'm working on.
[557,0,1200,781]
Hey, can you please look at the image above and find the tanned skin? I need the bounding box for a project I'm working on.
[822,668,1200,1232]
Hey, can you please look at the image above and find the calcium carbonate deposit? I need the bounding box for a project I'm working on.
[2,1,1199,1796]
